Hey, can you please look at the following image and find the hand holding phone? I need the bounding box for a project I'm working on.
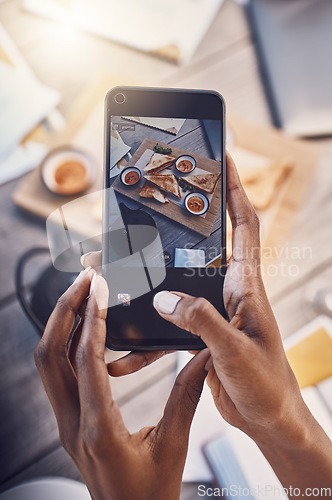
[103,87,226,350]
[39,154,332,498]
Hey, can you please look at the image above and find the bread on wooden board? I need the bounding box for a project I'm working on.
[139,181,169,203]
[144,173,181,199]
[185,172,221,194]
[143,153,175,174]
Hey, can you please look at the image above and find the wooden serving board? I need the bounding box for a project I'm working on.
[112,138,221,237]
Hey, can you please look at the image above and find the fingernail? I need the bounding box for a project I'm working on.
[89,272,97,296]
[153,291,181,315]
[89,274,109,310]
[80,252,93,268]
[74,266,92,284]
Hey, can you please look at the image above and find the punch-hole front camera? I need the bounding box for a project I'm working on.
[114,93,126,104]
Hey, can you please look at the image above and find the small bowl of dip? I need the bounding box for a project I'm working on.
[41,147,96,196]
[120,167,141,186]
[185,192,209,216]
[175,155,196,174]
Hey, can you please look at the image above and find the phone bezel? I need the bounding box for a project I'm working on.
[103,86,226,351]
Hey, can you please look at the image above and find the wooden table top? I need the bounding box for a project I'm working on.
[1,1,332,498]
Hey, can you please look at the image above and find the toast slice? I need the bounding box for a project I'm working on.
[144,174,181,199]
[185,172,221,194]
[242,162,293,210]
[139,182,169,203]
[143,153,176,174]
[230,147,293,209]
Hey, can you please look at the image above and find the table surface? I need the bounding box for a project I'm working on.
[1,1,332,498]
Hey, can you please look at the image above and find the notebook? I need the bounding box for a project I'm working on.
[247,0,332,137]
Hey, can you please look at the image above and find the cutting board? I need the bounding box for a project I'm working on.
[227,116,318,255]
[112,138,221,237]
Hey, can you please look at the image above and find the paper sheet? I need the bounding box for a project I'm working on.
[0,23,60,161]
[122,117,185,135]
[317,376,332,414]
[69,100,131,173]
[0,141,48,185]
[23,0,224,64]
[284,316,332,388]
[301,385,332,440]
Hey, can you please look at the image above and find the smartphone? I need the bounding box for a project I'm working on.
[103,87,226,350]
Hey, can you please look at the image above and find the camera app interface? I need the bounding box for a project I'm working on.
[105,115,223,339]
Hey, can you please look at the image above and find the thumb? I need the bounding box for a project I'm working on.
[158,349,211,445]
[153,291,237,358]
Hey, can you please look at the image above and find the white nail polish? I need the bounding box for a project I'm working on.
[74,270,84,284]
[80,252,94,267]
[74,266,92,284]
[153,291,181,315]
[89,272,97,296]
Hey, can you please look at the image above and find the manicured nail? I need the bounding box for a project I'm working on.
[74,266,92,284]
[153,291,181,315]
[89,272,97,295]
[80,252,93,268]
[89,274,109,310]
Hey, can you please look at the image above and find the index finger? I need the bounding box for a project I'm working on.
[226,152,261,263]
[157,349,210,448]
[107,350,175,377]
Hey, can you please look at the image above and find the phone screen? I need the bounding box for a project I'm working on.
[103,89,225,349]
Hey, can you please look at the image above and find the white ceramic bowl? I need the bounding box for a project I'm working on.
[185,192,209,215]
[41,147,96,196]
[120,167,142,186]
[175,155,196,174]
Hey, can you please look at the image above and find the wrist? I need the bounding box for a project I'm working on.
[254,399,313,452]
[252,399,332,489]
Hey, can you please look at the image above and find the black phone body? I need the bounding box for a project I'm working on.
[103,87,226,351]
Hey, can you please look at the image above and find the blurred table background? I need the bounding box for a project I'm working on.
[1,0,332,498]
